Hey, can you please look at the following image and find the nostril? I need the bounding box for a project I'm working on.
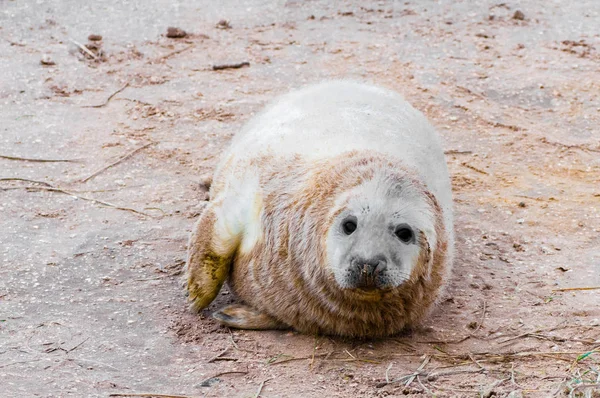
[353,257,387,276]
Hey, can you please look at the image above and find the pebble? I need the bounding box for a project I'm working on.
[40,54,55,65]
[513,10,525,20]
[216,19,232,29]
[166,27,187,38]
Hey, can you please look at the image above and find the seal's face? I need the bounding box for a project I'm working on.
[326,172,437,292]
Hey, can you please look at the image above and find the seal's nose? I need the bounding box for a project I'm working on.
[352,256,387,288]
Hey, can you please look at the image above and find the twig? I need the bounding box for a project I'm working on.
[0,155,80,162]
[65,337,89,353]
[570,383,600,392]
[344,349,356,360]
[207,347,231,363]
[69,38,98,60]
[540,137,600,154]
[0,359,42,368]
[385,363,393,383]
[268,353,330,365]
[0,178,53,186]
[376,372,420,388]
[227,332,256,354]
[495,321,569,345]
[134,271,182,282]
[515,194,548,202]
[444,150,473,155]
[338,358,381,364]
[377,357,433,388]
[15,185,153,217]
[267,355,302,365]
[552,286,600,292]
[80,142,153,182]
[198,370,248,383]
[151,45,193,63]
[228,332,240,350]
[509,363,520,387]
[418,335,474,345]
[472,349,600,361]
[405,355,431,387]
[474,300,487,332]
[426,368,486,381]
[469,353,485,370]
[81,81,130,108]
[253,378,272,398]
[207,370,248,378]
[461,162,489,175]
[212,61,250,71]
[499,332,596,346]
[109,394,194,398]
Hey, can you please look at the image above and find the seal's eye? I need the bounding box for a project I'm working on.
[394,225,414,243]
[342,219,357,235]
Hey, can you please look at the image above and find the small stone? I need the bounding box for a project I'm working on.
[197,377,221,387]
[590,319,599,326]
[166,27,187,38]
[512,10,525,20]
[518,201,526,208]
[216,19,232,29]
[40,54,55,65]
[513,243,524,252]
[88,34,103,41]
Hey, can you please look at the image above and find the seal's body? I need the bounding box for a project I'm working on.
[187,81,454,338]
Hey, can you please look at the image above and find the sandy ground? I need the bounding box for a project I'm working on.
[1,1,599,397]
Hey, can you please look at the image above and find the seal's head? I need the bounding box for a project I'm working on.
[325,169,438,293]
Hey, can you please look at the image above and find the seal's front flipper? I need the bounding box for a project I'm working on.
[186,203,239,312]
[213,304,289,330]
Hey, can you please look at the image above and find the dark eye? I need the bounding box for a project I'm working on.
[394,225,414,243]
[342,219,357,235]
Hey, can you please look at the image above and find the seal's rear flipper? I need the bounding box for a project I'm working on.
[187,203,240,312]
[214,304,289,330]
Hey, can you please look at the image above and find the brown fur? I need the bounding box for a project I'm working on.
[187,151,449,338]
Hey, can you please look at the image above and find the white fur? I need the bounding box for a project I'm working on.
[213,169,263,256]
[214,80,454,253]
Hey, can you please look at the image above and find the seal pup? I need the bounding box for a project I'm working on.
[186,81,454,338]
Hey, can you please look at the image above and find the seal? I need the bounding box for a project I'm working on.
[186,81,454,338]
